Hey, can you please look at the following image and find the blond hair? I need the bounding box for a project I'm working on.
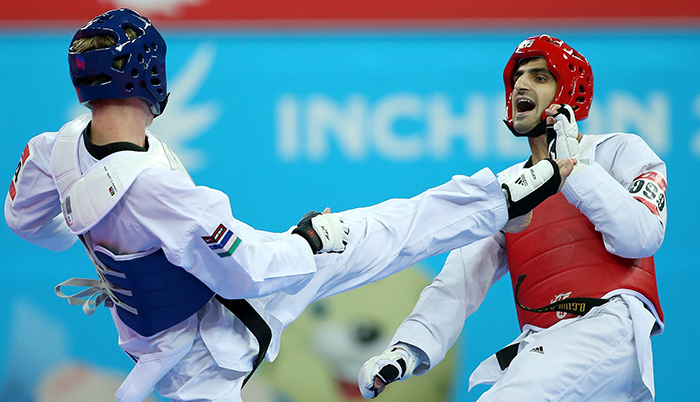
[72,27,138,85]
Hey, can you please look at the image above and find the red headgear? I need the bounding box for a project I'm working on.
[503,34,593,137]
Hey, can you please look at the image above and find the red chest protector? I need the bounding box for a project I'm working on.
[505,193,663,330]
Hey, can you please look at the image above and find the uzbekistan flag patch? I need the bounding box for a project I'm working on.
[202,224,241,258]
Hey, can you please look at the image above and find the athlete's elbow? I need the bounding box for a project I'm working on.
[605,229,664,259]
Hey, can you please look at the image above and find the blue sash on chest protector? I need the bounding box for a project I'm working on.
[95,249,215,337]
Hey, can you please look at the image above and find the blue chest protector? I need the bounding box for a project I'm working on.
[95,249,215,337]
[95,248,271,386]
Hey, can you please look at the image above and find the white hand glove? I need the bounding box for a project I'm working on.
[311,213,349,253]
[552,104,580,160]
[358,348,417,399]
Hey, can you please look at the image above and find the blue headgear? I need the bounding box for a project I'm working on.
[68,9,168,116]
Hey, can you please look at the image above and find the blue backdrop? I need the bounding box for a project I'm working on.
[0,29,697,401]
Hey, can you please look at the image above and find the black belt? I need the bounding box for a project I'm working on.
[121,295,271,387]
[215,295,272,387]
[495,342,520,370]
[495,274,609,371]
[514,274,608,317]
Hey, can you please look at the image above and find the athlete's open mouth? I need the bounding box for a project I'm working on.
[516,98,536,113]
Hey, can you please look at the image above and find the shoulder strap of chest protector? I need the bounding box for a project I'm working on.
[51,117,190,235]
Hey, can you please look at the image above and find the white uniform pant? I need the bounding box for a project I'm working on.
[469,296,656,402]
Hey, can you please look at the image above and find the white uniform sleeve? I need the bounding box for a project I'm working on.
[388,233,508,375]
[123,168,317,300]
[4,133,77,251]
[561,134,666,258]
